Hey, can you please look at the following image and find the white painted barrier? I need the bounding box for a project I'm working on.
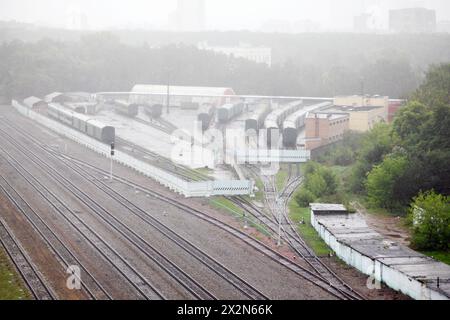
[235,149,311,163]
[12,101,253,197]
[311,210,450,300]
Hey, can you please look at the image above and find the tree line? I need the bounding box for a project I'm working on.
[2,29,449,100]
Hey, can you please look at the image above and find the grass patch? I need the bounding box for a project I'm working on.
[253,178,264,202]
[0,247,30,300]
[421,251,450,266]
[288,193,330,257]
[209,197,272,237]
[275,167,288,191]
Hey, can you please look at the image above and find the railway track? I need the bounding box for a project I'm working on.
[280,177,366,300]
[0,133,166,300]
[59,160,265,300]
[116,137,210,182]
[29,148,356,300]
[257,174,365,300]
[0,216,55,300]
[230,165,364,299]
[0,174,111,300]
[0,121,267,300]
[1,118,363,300]
[134,116,176,135]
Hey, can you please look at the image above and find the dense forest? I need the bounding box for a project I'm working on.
[1,21,450,99]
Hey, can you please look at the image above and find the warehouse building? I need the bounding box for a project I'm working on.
[45,92,70,104]
[324,105,387,132]
[334,95,389,110]
[328,95,388,132]
[305,112,350,150]
[130,84,236,108]
[23,96,47,113]
[389,8,436,33]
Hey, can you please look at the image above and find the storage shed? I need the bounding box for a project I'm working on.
[23,96,48,113]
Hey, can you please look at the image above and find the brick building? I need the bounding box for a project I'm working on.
[305,112,350,150]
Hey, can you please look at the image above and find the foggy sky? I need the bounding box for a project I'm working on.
[1,0,449,31]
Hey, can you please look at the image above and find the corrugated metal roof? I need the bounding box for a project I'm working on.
[45,92,63,102]
[310,203,347,212]
[23,96,45,107]
[285,102,332,123]
[131,84,235,97]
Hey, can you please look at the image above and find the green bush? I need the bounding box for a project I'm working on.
[320,167,338,195]
[365,154,408,209]
[408,191,450,251]
[304,171,327,197]
[295,188,316,207]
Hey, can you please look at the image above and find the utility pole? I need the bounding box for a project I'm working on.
[361,77,365,106]
[166,69,170,115]
[110,142,115,181]
[277,196,282,247]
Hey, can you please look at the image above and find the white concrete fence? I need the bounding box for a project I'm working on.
[12,101,253,197]
[235,149,311,163]
[311,211,449,300]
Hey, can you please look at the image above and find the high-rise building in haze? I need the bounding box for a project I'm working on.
[169,0,205,32]
[389,8,436,33]
[65,5,89,30]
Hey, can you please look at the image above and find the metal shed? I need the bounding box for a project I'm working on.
[23,96,48,112]
[45,92,68,103]
[310,204,450,300]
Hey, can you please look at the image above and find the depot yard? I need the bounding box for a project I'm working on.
[0,106,344,299]
[0,93,414,299]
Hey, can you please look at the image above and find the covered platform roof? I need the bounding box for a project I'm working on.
[131,84,235,97]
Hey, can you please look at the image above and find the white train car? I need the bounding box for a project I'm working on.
[282,102,331,147]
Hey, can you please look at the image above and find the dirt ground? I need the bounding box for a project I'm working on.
[352,202,411,246]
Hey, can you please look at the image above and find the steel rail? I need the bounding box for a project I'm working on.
[0,137,165,300]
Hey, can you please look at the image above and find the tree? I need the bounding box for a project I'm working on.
[392,101,432,149]
[412,64,450,107]
[392,65,450,197]
[319,167,338,195]
[365,154,409,209]
[408,191,450,251]
[295,189,316,207]
[304,171,327,198]
[349,123,394,193]
[301,161,338,198]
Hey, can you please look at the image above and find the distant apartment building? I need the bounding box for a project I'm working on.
[305,113,350,150]
[198,42,272,67]
[389,8,436,33]
[353,13,372,33]
[65,6,89,30]
[169,0,205,32]
[437,21,450,33]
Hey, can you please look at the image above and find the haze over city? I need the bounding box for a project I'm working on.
[1,0,450,31]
